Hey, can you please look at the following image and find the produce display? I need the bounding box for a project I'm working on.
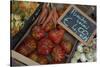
[11,1,39,36]
[15,3,75,64]
[11,1,96,65]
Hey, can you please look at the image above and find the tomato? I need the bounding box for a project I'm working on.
[16,35,37,56]
[48,29,65,44]
[52,45,65,62]
[16,44,32,56]
[37,55,48,64]
[38,37,54,55]
[32,26,45,40]
[29,52,38,61]
[24,35,37,51]
[61,40,72,54]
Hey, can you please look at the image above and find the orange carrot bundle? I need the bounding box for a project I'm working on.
[37,4,48,25]
[42,7,55,28]
[52,7,59,27]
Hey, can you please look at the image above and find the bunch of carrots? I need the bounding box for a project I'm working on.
[37,3,59,29]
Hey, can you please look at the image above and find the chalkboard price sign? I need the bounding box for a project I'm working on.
[58,5,96,45]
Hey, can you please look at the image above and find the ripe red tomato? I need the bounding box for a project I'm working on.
[32,26,45,40]
[24,35,37,51]
[38,37,54,55]
[48,29,65,44]
[52,45,65,62]
[16,35,37,56]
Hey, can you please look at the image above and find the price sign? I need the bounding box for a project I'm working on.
[58,5,96,45]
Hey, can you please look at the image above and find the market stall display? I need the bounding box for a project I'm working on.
[14,4,78,64]
[11,1,96,66]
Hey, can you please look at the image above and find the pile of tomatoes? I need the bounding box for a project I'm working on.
[16,4,73,64]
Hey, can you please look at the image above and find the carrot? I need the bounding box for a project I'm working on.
[42,8,55,28]
[40,13,47,25]
[54,7,59,20]
[52,7,59,27]
[40,4,49,24]
[37,4,48,25]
